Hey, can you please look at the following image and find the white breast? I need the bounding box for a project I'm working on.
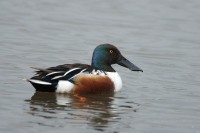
[106,72,122,92]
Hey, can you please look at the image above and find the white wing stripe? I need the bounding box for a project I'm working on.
[51,68,82,80]
[28,79,52,85]
[68,68,87,80]
[64,68,81,76]
[51,75,64,80]
[80,68,87,73]
[46,71,63,76]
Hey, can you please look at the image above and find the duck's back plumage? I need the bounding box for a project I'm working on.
[29,64,93,92]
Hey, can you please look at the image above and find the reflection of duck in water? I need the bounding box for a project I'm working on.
[27,44,142,94]
[26,92,118,131]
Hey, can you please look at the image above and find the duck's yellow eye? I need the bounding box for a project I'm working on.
[109,50,113,54]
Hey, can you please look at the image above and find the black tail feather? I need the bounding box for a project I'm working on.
[28,79,57,92]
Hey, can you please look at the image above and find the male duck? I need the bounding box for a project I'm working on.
[27,44,143,94]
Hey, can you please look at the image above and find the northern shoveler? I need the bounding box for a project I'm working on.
[27,44,143,94]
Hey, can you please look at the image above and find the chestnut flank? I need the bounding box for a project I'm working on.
[73,74,114,94]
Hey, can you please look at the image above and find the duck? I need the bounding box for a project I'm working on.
[27,44,143,94]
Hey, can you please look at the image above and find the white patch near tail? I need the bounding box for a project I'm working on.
[56,80,74,93]
[28,79,52,85]
[106,72,122,92]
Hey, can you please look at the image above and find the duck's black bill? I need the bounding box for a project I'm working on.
[117,56,143,72]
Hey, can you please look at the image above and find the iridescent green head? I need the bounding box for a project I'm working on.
[91,44,143,72]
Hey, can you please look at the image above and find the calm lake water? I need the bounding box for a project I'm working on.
[0,0,200,133]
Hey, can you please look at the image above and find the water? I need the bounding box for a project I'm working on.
[0,0,200,132]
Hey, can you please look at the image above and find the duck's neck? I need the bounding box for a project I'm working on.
[91,58,115,72]
[91,61,115,72]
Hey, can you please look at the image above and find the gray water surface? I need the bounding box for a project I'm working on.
[1,0,200,133]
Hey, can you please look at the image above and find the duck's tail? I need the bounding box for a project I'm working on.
[26,79,57,92]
